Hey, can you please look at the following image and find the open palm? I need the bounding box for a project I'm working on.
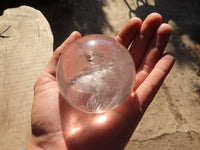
[27,13,175,150]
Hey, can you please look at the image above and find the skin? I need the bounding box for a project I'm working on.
[27,13,175,150]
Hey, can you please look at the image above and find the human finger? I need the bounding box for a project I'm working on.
[134,23,172,90]
[134,53,175,112]
[115,17,142,48]
[130,13,162,69]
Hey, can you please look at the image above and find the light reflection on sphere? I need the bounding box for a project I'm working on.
[56,34,136,113]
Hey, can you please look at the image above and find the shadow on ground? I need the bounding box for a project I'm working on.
[124,0,200,43]
[0,0,113,49]
[124,0,200,69]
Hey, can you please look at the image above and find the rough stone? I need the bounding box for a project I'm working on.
[0,6,53,149]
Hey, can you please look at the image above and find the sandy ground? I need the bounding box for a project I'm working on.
[0,0,200,149]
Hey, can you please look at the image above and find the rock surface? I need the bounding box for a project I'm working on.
[0,6,53,150]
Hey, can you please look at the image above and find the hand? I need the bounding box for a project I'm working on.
[27,13,175,150]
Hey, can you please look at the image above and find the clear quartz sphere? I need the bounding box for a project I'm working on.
[56,34,136,113]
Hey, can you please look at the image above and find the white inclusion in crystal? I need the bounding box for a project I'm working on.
[73,66,113,93]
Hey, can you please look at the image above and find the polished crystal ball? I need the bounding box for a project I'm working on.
[56,34,136,113]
